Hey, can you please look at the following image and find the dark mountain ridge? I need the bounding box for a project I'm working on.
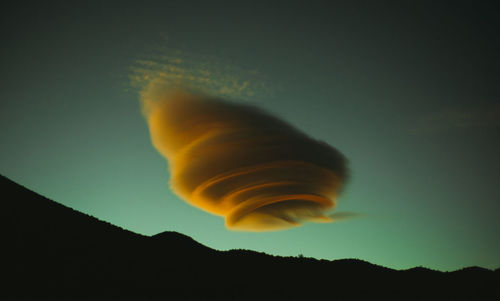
[4,174,499,300]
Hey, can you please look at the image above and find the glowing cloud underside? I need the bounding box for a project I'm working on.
[142,85,348,231]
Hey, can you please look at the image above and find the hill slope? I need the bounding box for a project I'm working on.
[3,175,499,300]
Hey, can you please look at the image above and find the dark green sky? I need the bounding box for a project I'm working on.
[1,0,499,271]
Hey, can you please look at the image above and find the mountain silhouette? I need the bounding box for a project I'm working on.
[4,174,499,300]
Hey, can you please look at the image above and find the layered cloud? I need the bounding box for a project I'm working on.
[142,83,348,231]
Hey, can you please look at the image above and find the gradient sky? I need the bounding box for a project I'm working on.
[1,1,499,271]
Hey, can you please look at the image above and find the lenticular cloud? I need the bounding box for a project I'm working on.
[142,85,348,231]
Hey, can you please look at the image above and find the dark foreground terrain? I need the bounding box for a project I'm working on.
[4,174,499,300]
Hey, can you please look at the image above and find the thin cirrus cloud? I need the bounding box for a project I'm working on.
[140,81,349,231]
[129,47,272,101]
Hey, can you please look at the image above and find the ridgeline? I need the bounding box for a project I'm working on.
[4,175,498,300]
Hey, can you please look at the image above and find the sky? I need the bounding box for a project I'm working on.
[1,0,499,271]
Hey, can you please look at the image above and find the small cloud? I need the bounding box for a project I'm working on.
[411,104,500,134]
[329,211,363,222]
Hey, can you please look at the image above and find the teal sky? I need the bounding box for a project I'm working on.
[1,1,499,271]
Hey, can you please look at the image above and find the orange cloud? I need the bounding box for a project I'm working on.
[142,84,348,231]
